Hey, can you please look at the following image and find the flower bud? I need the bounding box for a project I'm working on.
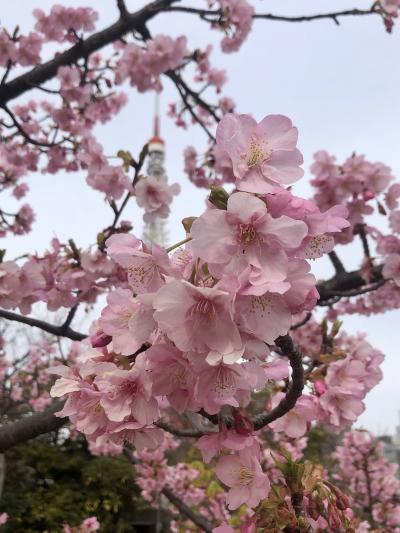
[208,186,229,210]
[233,409,254,436]
[90,330,112,348]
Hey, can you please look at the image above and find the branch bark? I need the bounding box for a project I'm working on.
[167,5,379,25]
[252,334,304,430]
[0,401,67,453]
[0,309,86,341]
[316,265,383,303]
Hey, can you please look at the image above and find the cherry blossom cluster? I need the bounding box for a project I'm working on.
[0,238,120,313]
[114,35,187,92]
[309,149,400,315]
[34,5,98,43]
[310,150,395,244]
[48,112,375,518]
[0,29,42,68]
[208,0,254,52]
[0,331,82,415]
[333,430,400,531]
[292,320,384,432]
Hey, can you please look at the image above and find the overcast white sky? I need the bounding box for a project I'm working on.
[2,1,400,435]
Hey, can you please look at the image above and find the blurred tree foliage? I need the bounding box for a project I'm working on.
[0,437,143,532]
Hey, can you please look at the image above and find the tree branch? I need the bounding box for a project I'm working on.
[0,0,177,107]
[253,7,379,24]
[167,5,379,25]
[155,419,213,438]
[0,309,86,341]
[252,334,304,430]
[0,401,67,453]
[328,250,346,274]
[316,265,383,303]
[161,487,214,533]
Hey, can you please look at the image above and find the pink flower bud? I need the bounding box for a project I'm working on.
[90,330,112,348]
[314,380,327,396]
[233,409,254,436]
[362,189,375,201]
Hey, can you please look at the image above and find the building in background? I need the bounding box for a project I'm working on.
[142,96,169,247]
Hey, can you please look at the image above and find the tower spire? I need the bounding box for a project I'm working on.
[154,92,160,138]
[142,92,169,247]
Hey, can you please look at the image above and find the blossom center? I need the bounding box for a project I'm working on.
[237,466,255,485]
[128,260,155,287]
[246,141,265,168]
[190,297,215,318]
[237,223,258,245]
[214,367,235,397]
[119,380,138,397]
[170,364,189,386]
[250,295,272,317]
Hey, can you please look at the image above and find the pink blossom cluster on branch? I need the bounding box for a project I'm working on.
[48,112,387,522]
[333,430,400,531]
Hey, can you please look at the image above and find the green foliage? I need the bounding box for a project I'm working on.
[0,438,140,532]
[304,426,339,468]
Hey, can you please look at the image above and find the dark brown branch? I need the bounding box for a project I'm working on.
[166,72,215,140]
[161,487,213,533]
[155,419,213,438]
[252,334,304,430]
[355,223,371,258]
[316,265,383,303]
[253,7,379,24]
[290,312,312,331]
[0,0,177,107]
[1,104,63,148]
[328,251,346,274]
[0,309,86,341]
[116,0,129,19]
[167,5,379,25]
[0,401,67,453]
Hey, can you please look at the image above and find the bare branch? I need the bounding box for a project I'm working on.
[0,401,67,453]
[167,5,379,25]
[116,0,129,19]
[328,251,346,275]
[155,419,213,438]
[355,223,371,258]
[0,309,86,341]
[291,312,312,331]
[317,265,383,303]
[161,487,214,533]
[253,7,379,24]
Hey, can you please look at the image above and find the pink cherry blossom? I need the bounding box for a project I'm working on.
[214,113,304,193]
[99,288,155,356]
[153,280,244,364]
[135,176,180,222]
[216,446,270,509]
[269,393,317,438]
[191,192,307,287]
[95,356,159,425]
[106,233,174,293]
[146,343,196,413]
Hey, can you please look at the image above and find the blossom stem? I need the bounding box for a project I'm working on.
[166,237,192,253]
